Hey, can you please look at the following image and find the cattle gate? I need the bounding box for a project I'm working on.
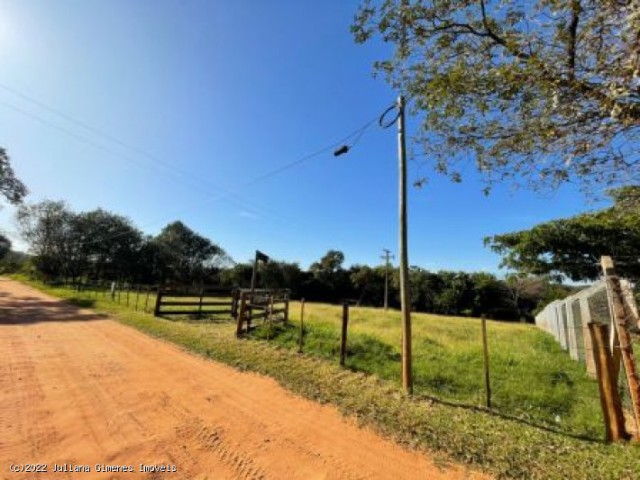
[154,286,239,318]
[236,288,290,336]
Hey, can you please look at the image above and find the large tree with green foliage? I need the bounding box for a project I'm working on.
[0,148,25,266]
[72,209,143,280]
[486,187,640,281]
[17,202,146,282]
[353,1,640,192]
[17,200,75,280]
[152,221,229,284]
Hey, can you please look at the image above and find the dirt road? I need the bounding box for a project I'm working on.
[0,278,486,480]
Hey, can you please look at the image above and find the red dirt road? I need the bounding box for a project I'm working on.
[0,279,487,480]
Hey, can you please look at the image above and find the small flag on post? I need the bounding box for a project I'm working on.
[256,250,270,263]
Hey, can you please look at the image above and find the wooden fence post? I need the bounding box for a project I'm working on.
[588,322,629,442]
[340,302,349,366]
[284,291,290,324]
[602,256,640,435]
[267,295,275,340]
[144,287,151,313]
[298,298,305,353]
[236,291,247,337]
[154,287,163,317]
[231,289,239,319]
[481,315,492,409]
[198,288,204,318]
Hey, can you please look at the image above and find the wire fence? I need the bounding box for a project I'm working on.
[535,278,640,411]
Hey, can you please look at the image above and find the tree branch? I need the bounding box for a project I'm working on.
[568,0,581,81]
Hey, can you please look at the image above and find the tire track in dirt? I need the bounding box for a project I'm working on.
[0,278,489,480]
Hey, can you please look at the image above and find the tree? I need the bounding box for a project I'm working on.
[0,250,29,274]
[468,271,519,319]
[0,234,11,260]
[350,264,388,306]
[353,2,640,192]
[16,200,75,280]
[309,250,351,301]
[17,202,148,282]
[310,250,345,277]
[486,186,640,281]
[72,209,143,281]
[0,148,27,204]
[219,263,253,288]
[260,261,305,295]
[434,271,475,315]
[152,221,229,284]
[408,267,441,312]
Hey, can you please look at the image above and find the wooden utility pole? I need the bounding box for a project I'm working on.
[601,256,640,434]
[398,95,413,394]
[381,248,394,311]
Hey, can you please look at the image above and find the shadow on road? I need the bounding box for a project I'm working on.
[0,292,107,324]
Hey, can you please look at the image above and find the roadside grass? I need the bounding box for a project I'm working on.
[13,276,640,480]
[258,302,604,439]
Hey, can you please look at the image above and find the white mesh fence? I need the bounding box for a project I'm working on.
[535,280,638,377]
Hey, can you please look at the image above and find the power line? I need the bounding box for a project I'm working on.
[5,98,383,251]
[0,87,298,224]
[0,83,379,223]
[0,82,233,193]
[0,83,382,236]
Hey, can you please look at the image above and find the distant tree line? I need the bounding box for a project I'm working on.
[14,200,231,285]
[6,202,572,321]
[221,250,573,321]
[0,140,633,322]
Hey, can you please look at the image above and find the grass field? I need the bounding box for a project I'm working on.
[256,301,604,439]
[14,276,640,480]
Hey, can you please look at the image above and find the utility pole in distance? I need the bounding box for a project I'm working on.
[380,248,394,311]
[397,95,413,395]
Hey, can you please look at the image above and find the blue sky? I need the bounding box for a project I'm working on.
[0,0,608,272]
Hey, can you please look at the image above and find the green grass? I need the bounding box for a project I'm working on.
[13,276,640,480]
[256,302,604,439]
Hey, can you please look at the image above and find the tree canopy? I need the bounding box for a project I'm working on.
[0,148,27,204]
[352,1,640,192]
[16,202,229,284]
[0,234,11,260]
[152,221,229,284]
[486,186,640,281]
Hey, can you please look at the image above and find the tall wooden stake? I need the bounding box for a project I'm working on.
[153,286,162,317]
[381,248,394,311]
[144,287,151,313]
[588,322,629,442]
[481,315,492,408]
[298,298,305,353]
[601,256,640,434]
[340,302,349,367]
[398,95,413,394]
